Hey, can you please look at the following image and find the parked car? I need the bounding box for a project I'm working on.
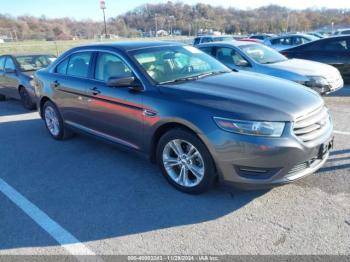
[281,36,350,83]
[334,28,350,36]
[0,53,56,109]
[197,41,343,94]
[264,34,318,51]
[34,41,333,194]
[193,35,234,46]
[249,33,276,42]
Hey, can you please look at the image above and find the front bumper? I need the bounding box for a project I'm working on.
[202,122,333,189]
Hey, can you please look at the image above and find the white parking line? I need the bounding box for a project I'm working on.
[334,130,350,136]
[0,113,40,123]
[0,178,100,258]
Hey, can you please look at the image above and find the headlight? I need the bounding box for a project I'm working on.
[214,117,285,137]
[306,76,328,87]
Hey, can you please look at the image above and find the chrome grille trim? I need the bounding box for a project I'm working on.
[293,106,331,144]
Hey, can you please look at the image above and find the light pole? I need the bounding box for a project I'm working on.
[100,0,107,38]
[154,14,158,37]
[168,16,175,36]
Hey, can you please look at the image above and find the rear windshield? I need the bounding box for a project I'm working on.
[15,55,56,71]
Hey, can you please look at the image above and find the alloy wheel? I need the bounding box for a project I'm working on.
[44,106,60,136]
[162,139,205,187]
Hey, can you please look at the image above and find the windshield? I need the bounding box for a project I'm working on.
[240,44,287,64]
[132,45,231,84]
[15,55,56,71]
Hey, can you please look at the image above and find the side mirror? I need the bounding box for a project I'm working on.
[5,68,16,74]
[236,60,250,67]
[107,76,143,91]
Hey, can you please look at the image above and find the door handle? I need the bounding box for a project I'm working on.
[89,87,101,95]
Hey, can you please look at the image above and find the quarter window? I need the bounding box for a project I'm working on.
[4,57,16,70]
[56,58,69,75]
[95,53,132,82]
[66,52,92,78]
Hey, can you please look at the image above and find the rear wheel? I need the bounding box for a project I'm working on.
[156,129,216,194]
[43,100,72,140]
[19,87,36,110]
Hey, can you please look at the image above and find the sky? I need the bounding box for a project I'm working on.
[1,0,350,20]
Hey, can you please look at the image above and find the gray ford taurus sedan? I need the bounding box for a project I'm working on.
[33,41,334,194]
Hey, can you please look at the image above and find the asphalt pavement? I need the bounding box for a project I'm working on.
[0,86,349,257]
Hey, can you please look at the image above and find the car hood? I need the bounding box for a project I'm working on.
[264,58,339,77]
[159,72,323,122]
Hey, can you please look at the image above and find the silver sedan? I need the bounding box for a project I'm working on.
[197,41,344,95]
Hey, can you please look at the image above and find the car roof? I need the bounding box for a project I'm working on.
[77,41,184,52]
[270,34,313,39]
[197,40,260,48]
[195,35,233,38]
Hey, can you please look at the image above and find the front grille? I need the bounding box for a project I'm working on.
[293,106,331,144]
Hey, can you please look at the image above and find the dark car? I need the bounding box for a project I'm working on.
[0,53,56,109]
[281,36,350,83]
[34,42,333,194]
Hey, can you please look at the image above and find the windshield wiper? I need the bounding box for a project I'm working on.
[158,76,200,84]
[158,71,229,85]
[261,60,286,64]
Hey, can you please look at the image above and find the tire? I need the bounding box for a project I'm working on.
[156,128,216,194]
[0,94,6,101]
[19,87,36,110]
[43,100,73,140]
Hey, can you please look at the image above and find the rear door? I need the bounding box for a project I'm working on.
[49,51,94,127]
[86,51,144,150]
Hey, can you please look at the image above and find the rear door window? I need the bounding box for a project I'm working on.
[66,52,93,78]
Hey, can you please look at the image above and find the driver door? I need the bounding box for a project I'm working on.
[86,52,144,150]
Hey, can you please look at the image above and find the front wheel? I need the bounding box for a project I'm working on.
[156,129,216,194]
